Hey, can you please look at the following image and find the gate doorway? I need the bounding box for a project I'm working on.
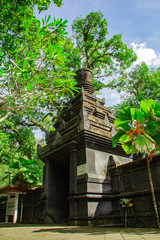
[48,151,70,223]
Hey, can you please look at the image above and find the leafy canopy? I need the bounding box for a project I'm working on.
[0,0,63,64]
[0,124,44,188]
[112,99,160,158]
[63,11,137,90]
[8,156,42,187]
[108,62,160,114]
[0,15,78,131]
[0,0,79,133]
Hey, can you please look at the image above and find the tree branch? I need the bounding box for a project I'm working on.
[0,95,6,100]
[0,112,11,123]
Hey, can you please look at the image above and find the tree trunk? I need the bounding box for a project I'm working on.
[146,157,160,228]
[125,208,128,228]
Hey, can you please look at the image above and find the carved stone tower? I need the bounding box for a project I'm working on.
[38,69,130,225]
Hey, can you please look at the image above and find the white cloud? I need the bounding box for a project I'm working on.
[131,42,160,66]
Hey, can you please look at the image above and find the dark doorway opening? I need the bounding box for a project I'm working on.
[48,151,70,223]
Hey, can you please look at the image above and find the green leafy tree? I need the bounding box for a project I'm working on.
[0,0,63,66]
[107,62,160,115]
[112,99,160,228]
[8,157,42,187]
[0,15,77,131]
[0,0,76,191]
[0,122,44,188]
[63,11,137,90]
[0,122,39,163]
[0,0,79,133]
[62,38,82,72]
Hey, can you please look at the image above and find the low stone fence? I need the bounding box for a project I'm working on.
[22,187,45,223]
[109,155,160,227]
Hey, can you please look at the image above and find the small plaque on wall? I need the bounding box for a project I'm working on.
[77,163,86,176]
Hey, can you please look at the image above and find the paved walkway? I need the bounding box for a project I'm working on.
[0,224,160,240]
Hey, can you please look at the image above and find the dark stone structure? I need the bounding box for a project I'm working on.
[109,155,160,228]
[38,69,131,225]
[22,187,44,223]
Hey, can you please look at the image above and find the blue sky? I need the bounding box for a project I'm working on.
[35,0,160,107]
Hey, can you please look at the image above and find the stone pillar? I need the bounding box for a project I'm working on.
[69,144,78,194]
[41,158,54,223]
[13,193,19,223]
[68,144,78,223]
[42,159,49,200]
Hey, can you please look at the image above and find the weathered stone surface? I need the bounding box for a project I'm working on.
[109,155,160,227]
[76,69,94,94]
[37,69,130,225]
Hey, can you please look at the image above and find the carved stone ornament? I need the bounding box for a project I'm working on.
[53,132,61,145]
[83,107,90,130]
[81,86,85,95]
[96,100,100,107]
[78,108,91,131]
[102,97,105,105]
[59,119,66,131]
[37,144,42,155]
[92,107,97,115]
[111,126,117,137]
[85,119,91,130]
[104,114,111,128]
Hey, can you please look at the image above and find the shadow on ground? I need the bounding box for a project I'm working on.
[33,226,111,235]
[32,226,160,236]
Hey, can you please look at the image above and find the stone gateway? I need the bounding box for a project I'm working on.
[38,69,131,225]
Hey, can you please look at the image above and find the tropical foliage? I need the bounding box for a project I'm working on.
[108,62,160,114]
[112,99,160,157]
[120,198,133,208]
[0,0,63,68]
[0,15,77,132]
[0,125,44,188]
[8,157,42,187]
[63,11,137,91]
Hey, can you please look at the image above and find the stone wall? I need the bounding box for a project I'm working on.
[21,187,44,223]
[109,155,160,227]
